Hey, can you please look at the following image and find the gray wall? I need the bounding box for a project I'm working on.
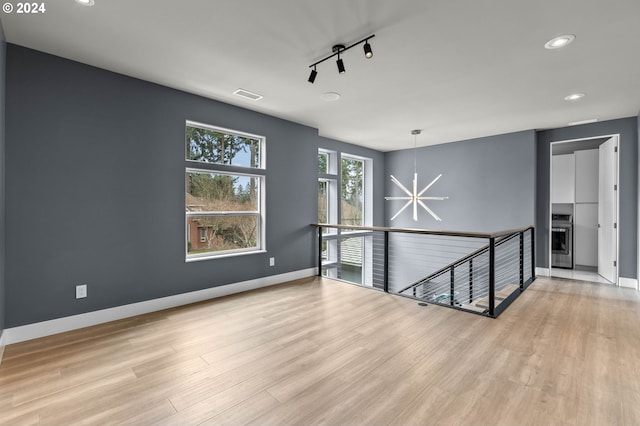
[536,117,638,279]
[384,130,537,232]
[0,21,6,337]
[4,45,383,328]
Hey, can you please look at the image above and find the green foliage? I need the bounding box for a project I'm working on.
[341,158,364,226]
[189,172,236,202]
[341,158,363,203]
[187,126,259,167]
[318,152,328,174]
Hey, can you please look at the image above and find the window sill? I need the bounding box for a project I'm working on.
[186,249,267,263]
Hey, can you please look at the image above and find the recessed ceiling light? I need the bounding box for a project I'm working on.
[564,93,585,101]
[320,92,341,102]
[75,0,95,5]
[544,34,575,49]
[569,118,598,126]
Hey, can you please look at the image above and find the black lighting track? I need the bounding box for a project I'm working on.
[308,34,375,83]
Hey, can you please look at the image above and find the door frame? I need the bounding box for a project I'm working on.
[549,134,620,285]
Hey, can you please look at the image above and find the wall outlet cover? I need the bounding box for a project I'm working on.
[76,285,87,299]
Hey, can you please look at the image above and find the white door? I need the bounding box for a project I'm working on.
[598,137,618,284]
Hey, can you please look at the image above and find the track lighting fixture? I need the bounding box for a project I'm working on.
[308,67,317,83]
[307,34,375,83]
[363,41,373,58]
[334,44,346,74]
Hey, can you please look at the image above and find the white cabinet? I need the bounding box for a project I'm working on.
[575,203,598,267]
[574,149,599,268]
[575,149,598,203]
[552,154,575,204]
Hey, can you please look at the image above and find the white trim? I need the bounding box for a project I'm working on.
[619,277,638,290]
[536,267,550,277]
[0,331,5,367]
[549,134,620,284]
[2,268,316,345]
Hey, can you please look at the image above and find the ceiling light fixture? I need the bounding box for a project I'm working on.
[320,92,341,102]
[334,45,346,74]
[544,34,575,49]
[308,67,317,83]
[564,93,585,101]
[336,57,346,74]
[385,130,448,222]
[363,41,373,59]
[75,0,95,5]
[307,34,375,83]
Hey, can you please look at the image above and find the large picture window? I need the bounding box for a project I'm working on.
[185,122,265,260]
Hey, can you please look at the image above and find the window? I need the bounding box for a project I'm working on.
[318,149,338,229]
[318,180,329,224]
[318,149,372,284]
[341,155,365,226]
[318,151,329,174]
[185,121,265,260]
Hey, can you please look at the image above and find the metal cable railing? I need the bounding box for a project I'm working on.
[312,224,536,318]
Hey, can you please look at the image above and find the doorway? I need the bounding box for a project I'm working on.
[549,135,619,285]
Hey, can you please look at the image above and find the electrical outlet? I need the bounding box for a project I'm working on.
[269,257,275,267]
[76,284,87,299]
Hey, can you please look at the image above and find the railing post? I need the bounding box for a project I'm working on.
[450,266,455,306]
[489,237,495,317]
[383,231,389,293]
[519,231,525,290]
[468,259,473,303]
[317,226,323,277]
[530,227,536,280]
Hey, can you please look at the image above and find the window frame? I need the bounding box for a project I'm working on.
[185,121,266,262]
[340,153,371,230]
[319,149,373,284]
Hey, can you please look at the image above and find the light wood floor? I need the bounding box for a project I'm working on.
[1,276,639,425]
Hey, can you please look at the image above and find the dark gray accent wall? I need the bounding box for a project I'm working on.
[384,130,537,232]
[536,117,638,279]
[4,45,385,328]
[0,21,6,337]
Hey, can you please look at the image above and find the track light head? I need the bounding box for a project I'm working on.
[336,58,346,74]
[308,68,317,83]
[363,41,373,58]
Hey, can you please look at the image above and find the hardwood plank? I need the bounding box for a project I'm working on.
[0,276,639,425]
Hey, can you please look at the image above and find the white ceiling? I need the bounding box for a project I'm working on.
[2,0,640,151]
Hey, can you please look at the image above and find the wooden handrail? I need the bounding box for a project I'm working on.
[311,223,534,240]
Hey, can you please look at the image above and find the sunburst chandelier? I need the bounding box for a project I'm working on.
[384,130,448,221]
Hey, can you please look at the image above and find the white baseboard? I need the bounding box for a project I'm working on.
[535,267,550,277]
[3,268,317,345]
[619,277,638,290]
[0,330,5,366]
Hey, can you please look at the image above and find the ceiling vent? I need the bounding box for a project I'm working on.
[233,88,263,101]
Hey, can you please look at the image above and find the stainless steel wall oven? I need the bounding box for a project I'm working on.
[551,214,573,269]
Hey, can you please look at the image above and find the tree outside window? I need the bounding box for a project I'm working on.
[341,157,364,226]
